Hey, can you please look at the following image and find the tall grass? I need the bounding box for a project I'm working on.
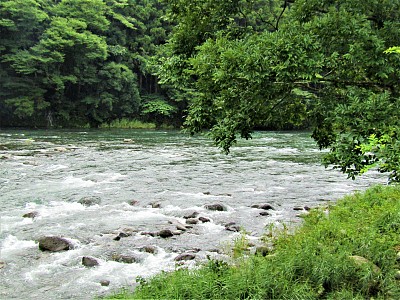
[100,119,156,129]
[108,185,400,299]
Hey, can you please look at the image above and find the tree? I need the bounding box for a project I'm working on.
[158,0,400,182]
[0,0,175,127]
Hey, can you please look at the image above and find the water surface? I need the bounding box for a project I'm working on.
[0,129,385,299]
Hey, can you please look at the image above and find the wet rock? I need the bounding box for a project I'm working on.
[23,211,39,218]
[186,218,199,225]
[158,229,174,238]
[293,207,304,211]
[112,254,142,264]
[151,202,161,208]
[174,253,196,261]
[113,231,132,241]
[128,200,139,206]
[225,222,241,232]
[205,204,226,211]
[100,280,110,286]
[304,206,311,211]
[176,224,187,231]
[199,216,211,223]
[259,204,275,210]
[349,256,381,274]
[141,231,156,237]
[396,251,400,262]
[259,211,271,216]
[78,196,101,206]
[139,246,158,254]
[203,191,211,195]
[38,236,73,252]
[184,212,199,219]
[0,154,12,160]
[0,261,5,269]
[82,256,100,267]
[217,193,232,197]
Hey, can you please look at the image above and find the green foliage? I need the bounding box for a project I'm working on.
[108,185,400,299]
[99,118,156,129]
[157,0,400,181]
[0,0,175,128]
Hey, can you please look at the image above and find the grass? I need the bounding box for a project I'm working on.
[107,185,400,299]
[99,119,157,129]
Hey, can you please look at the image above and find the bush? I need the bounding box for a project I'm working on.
[108,185,400,299]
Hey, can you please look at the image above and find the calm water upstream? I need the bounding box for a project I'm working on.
[0,129,386,299]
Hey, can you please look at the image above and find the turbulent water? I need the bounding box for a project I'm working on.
[0,129,386,299]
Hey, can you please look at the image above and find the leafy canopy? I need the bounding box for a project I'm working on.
[158,0,400,182]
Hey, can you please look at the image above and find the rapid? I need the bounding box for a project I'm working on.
[0,129,385,299]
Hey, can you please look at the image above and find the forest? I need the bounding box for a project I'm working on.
[1,0,400,181]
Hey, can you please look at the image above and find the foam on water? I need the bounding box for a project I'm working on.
[1,235,37,256]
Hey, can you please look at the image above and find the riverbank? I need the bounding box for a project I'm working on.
[108,185,400,299]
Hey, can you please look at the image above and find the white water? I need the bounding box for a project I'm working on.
[0,129,386,299]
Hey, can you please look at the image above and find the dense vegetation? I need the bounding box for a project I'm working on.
[109,185,400,299]
[1,0,400,181]
[0,0,179,128]
[158,0,400,182]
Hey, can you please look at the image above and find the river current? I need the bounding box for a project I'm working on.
[0,129,385,299]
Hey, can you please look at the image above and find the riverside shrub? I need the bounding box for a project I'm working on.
[109,185,400,299]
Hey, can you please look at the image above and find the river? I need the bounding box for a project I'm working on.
[0,129,386,299]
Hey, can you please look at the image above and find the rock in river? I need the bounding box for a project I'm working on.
[174,253,196,261]
[252,204,275,210]
[82,256,100,267]
[205,204,226,211]
[38,236,73,252]
[158,229,174,238]
[22,211,39,218]
[78,196,101,206]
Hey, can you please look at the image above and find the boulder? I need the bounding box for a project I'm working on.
[199,217,211,223]
[23,211,39,218]
[186,218,199,225]
[176,224,187,231]
[225,222,241,232]
[259,204,275,210]
[78,196,101,206]
[139,246,158,254]
[205,204,226,211]
[113,231,133,241]
[349,255,381,274]
[158,229,174,238]
[151,202,161,208]
[112,254,142,264]
[82,256,100,267]
[184,212,199,219]
[100,280,110,286]
[259,211,271,216]
[38,236,73,252]
[174,253,196,261]
[128,200,139,206]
